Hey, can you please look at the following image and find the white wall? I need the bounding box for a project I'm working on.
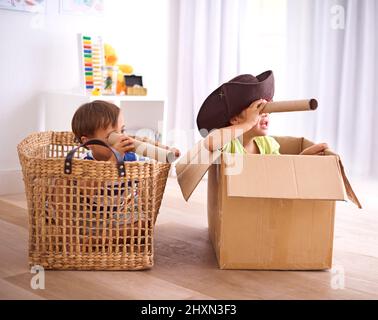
[0,0,167,194]
[103,0,168,98]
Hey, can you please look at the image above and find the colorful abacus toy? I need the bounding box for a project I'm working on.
[78,34,105,95]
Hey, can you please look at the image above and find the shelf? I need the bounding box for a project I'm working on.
[40,91,166,143]
[89,95,165,102]
[43,91,165,103]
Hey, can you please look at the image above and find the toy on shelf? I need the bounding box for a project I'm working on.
[101,66,118,95]
[104,43,136,95]
[125,74,147,96]
[104,43,118,66]
[117,64,134,94]
[91,88,101,96]
[104,43,147,96]
[78,36,147,96]
[78,34,105,95]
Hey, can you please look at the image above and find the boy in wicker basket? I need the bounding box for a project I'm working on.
[52,100,178,247]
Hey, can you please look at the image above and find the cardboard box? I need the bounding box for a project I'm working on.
[126,86,147,96]
[176,136,361,270]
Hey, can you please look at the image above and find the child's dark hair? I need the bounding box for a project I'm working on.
[71,100,120,143]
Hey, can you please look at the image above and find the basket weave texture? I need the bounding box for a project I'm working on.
[17,131,171,270]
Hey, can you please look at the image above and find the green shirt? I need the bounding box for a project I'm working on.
[222,136,280,155]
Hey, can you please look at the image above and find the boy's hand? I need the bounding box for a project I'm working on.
[243,99,267,129]
[111,134,136,156]
[300,143,329,155]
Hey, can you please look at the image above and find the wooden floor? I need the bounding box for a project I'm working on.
[0,176,378,300]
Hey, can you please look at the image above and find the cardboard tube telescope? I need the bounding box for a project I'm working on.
[108,132,177,163]
[261,99,318,114]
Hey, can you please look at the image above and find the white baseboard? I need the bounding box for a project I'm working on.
[0,169,24,195]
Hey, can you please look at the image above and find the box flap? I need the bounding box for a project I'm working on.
[176,134,362,207]
[323,149,362,208]
[272,136,304,155]
[225,153,349,200]
[337,160,362,208]
[176,140,221,201]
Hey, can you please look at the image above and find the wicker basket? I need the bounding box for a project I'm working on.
[17,131,171,270]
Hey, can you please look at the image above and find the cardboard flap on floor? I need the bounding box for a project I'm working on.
[323,148,362,208]
[337,160,362,208]
[176,140,221,201]
[224,153,348,200]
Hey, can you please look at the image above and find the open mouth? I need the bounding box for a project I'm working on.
[260,119,269,129]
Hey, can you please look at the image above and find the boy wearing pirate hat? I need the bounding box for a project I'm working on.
[197,70,328,155]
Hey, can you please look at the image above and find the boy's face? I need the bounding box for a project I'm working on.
[251,113,269,136]
[82,112,126,161]
[237,109,270,136]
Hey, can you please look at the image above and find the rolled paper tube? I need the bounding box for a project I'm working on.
[261,99,318,114]
[134,140,177,163]
[108,132,177,163]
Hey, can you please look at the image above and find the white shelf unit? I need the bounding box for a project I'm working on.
[39,92,166,143]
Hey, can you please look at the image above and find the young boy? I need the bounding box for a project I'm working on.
[71,100,139,162]
[72,100,180,161]
[54,100,178,246]
[197,71,328,155]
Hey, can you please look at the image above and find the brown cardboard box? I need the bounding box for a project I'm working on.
[176,136,361,270]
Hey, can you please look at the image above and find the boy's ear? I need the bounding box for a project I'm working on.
[80,136,93,150]
[80,136,88,144]
[229,115,240,125]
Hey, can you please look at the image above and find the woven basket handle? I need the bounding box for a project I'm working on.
[64,139,126,177]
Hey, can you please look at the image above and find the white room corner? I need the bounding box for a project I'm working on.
[0,0,168,195]
[0,0,104,194]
